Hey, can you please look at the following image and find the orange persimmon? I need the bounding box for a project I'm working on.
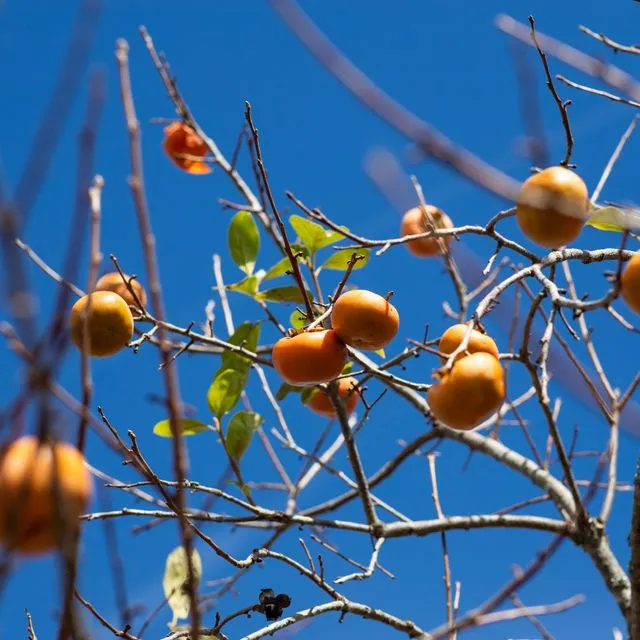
[0,436,93,554]
[331,289,399,351]
[306,377,360,418]
[438,323,499,362]
[401,205,453,257]
[428,352,506,430]
[162,121,212,175]
[272,329,347,386]
[95,272,147,309]
[621,251,640,315]
[69,291,134,357]
[516,166,589,249]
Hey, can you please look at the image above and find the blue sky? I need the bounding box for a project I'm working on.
[2,1,640,638]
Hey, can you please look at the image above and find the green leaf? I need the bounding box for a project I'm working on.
[289,215,346,254]
[228,210,260,275]
[223,322,260,364]
[275,382,304,401]
[341,362,353,375]
[259,286,313,304]
[587,205,640,232]
[263,244,309,281]
[375,348,386,358]
[207,369,247,417]
[163,545,203,627]
[215,322,261,386]
[225,274,261,297]
[225,411,264,460]
[300,387,315,405]
[321,248,370,271]
[153,418,209,438]
[289,309,307,330]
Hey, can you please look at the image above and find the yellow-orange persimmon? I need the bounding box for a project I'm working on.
[438,323,499,362]
[0,436,93,554]
[516,166,589,249]
[162,121,212,175]
[621,251,640,315]
[331,289,399,351]
[306,377,360,418]
[70,291,134,357]
[428,352,505,430]
[400,205,453,257]
[95,272,147,309]
[272,329,347,386]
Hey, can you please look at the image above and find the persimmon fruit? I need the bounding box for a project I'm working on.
[0,436,93,555]
[401,205,453,257]
[428,352,505,430]
[306,376,360,418]
[438,323,499,362]
[95,272,147,309]
[272,329,347,386]
[70,291,134,357]
[516,166,589,249]
[162,121,212,175]
[621,251,640,315]
[331,289,399,351]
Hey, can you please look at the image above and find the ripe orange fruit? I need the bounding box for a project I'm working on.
[95,272,147,309]
[516,166,589,249]
[428,352,505,430]
[162,121,212,175]
[306,377,360,418]
[70,291,134,357]
[0,436,93,555]
[438,323,499,362]
[621,251,640,314]
[331,289,399,351]
[401,205,453,257]
[272,329,347,386]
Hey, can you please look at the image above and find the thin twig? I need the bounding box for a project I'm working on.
[244,102,315,319]
[25,609,38,640]
[558,75,640,111]
[428,453,454,638]
[580,25,640,56]
[591,116,640,204]
[334,537,385,584]
[529,15,574,166]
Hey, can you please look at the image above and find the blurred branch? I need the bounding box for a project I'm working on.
[271,0,521,202]
[115,38,200,637]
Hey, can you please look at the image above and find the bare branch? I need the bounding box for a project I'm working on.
[529,15,574,166]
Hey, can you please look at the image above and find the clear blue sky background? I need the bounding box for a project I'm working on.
[2,1,640,639]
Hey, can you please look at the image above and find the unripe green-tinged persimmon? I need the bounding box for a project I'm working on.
[428,352,505,430]
[70,291,134,357]
[621,251,640,315]
[401,205,453,257]
[95,272,147,309]
[0,436,93,555]
[331,289,399,351]
[272,329,347,386]
[163,121,212,175]
[438,323,499,362]
[516,166,589,249]
[307,377,360,418]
